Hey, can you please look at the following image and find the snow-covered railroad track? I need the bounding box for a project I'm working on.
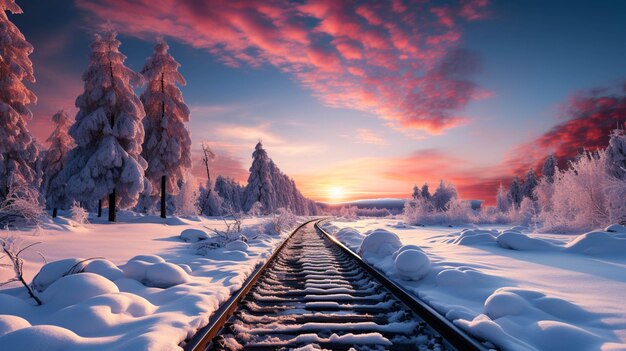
[185,221,487,351]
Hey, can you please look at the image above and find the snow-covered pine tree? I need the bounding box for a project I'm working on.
[606,128,626,180]
[243,141,276,214]
[541,154,557,183]
[421,183,431,200]
[508,176,523,208]
[522,168,539,200]
[59,29,147,222]
[214,175,244,213]
[495,183,510,213]
[431,180,458,211]
[0,0,39,201]
[41,110,74,217]
[412,185,421,200]
[140,39,191,218]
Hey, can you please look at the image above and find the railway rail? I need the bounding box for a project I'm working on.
[183,220,488,351]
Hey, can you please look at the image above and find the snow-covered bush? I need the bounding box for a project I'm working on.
[358,229,402,259]
[268,208,297,235]
[0,185,45,226]
[431,180,458,211]
[174,173,199,217]
[517,198,540,229]
[338,206,358,220]
[355,207,391,217]
[495,183,510,213]
[394,249,431,281]
[70,202,89,225]
[247,201,263,216]
[179,228,209,242]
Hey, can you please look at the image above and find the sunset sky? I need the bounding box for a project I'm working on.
[10,0,626,204]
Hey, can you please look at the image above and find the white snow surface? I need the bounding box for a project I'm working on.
[329,218,626,351]
[0,212,297,350]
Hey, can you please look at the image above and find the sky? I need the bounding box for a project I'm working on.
[7,0,626,204]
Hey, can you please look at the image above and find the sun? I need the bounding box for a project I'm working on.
[328,186,346,202]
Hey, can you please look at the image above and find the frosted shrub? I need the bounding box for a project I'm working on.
[0,185,45,226]
[269,208,297,235]
[403,198,432,225]
[248,201,263,216]
[604,176,626,225]
[445,199,477,225]
[70,202,89,225]
[174,174,199,217]
[338,206,358,220]
[542,151,610,232]
[518,198,540,229]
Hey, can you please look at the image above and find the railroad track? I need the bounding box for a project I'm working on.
[184,220,488,351]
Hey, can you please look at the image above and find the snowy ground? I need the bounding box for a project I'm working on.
[325,218,626,351]
[0,212,298,350]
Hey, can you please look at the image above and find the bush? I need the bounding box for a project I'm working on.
[0,185,45,227]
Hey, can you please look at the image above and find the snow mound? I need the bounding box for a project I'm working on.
[436,268,473,286]
[128,254,165,263]
[392,244,424,260]
[496,231,557,251]
[449,229,498,246]
[180,228,210,242]
[31,258,88,292]
[225,240,249,252]
[121,258,190,288]
[334,227,365,251]
[82,259,124,281]
[394,249,431,281]
[358,229,402,259]
[41,273,119,308]
[0,325,83,351]
[145,262,190,288]
[565,231,626,255]
[0,315,31,337]
[484,290,531,319]
[605,224,626,233]
[510,225,530,233]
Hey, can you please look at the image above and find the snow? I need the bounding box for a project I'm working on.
[357,228,402,260]
[225,239,249,252]
[394,249,431,281]
[179,228,209,242]
[605,224,626,233]
[0,213,295,350]
[329,218,626,350]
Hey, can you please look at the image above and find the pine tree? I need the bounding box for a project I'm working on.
[243,141,276,214]
[412,184,421,200]
[140,39,191,218]
[541,154,557,183]
[606,128,626,180]
[495,183,510,213]
[421,183,431,200]
[215,175,244,213]
[41,110,74,217]
[0,0,39,201]
[59,29,147,222]
[508,176,523,208]
[522,168,539,200]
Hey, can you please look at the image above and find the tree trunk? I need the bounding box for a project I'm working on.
[52,208,58,218]
[98,199,102,217]
[108,189,116,222]
[160,175,166,219]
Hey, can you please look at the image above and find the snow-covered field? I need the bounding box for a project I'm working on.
[0,212,297,350]
[325,218,626,351]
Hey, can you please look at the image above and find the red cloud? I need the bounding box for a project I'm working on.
[506,84,626,175]
[76,0,489,134]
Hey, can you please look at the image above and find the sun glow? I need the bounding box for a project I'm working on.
[328,186,346,203]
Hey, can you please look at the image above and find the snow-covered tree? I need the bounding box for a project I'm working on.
[606,128,626,180]
[508,177,523,209]
[522,168,539,200]
[495,183,510,213]
[243,142,276,214]
[0,0,39,201]
[140,39,191,218]
[215,175,244,213]
[412,184,421,200]
[421,183,431,200]
[41,110,74,217]
[541,154,557,183]
[199,180,223,216]
[431,180,457,211]
[58,29,147,222]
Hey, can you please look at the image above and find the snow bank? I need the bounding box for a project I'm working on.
[333,227,366,251]
[0,315,30,337]
[357,228,402,259]
[0,325,85,351]
[565,230,626,255]
[225,240,249,252]
[394,250,431,281]
[82,259,124,281]
[496,231,557,251]
[605,224,626,233]
[120,255,190,288]
[31,258,88,292]
[457,287,607,351]
[180,228,210,242]
[448,229,498,246]
[41,273,119,308]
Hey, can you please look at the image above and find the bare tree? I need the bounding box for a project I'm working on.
[1,237,43,305]
[201,143,216,186]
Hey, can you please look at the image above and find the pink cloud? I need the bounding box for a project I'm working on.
[76,0,490,134]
